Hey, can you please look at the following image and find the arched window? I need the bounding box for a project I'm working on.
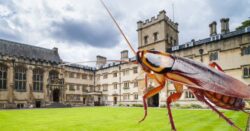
[49,70,59,81]
[0,64,7,90]
[33,68,43,92]
[15,66,26,91]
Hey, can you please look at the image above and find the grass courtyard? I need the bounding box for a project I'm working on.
[0,107,248,131]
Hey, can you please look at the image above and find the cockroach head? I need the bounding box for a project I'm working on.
[136,50,175,74]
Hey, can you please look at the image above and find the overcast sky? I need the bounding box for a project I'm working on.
[0,0,249,65]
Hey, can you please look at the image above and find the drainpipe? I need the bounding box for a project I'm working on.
[119,65,121,104]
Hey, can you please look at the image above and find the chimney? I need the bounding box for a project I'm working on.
[209,21,217,36]
[96,55,107,68]
[121,50,129,61]
[220,18,230,34]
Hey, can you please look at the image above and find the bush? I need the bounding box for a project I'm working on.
[160,105,166,108]
[190,104,203,109]
[132,104,143,107]
[173,103,180,108]
[181,104,192,109]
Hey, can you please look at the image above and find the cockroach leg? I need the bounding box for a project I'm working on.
[166,92,182,131]
[195,92,242,131]
[138,83,165,123]
[209,62,223,72]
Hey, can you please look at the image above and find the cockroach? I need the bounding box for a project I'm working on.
[100,0,250,130]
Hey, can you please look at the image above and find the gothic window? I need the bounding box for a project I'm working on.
[144,35,148,45]
[113,72,117,77]
[134,81,138,87]
[0,64,7,90]
[153,32,158,41]
[241,45,250,55]
[243,66,250,78]
[33,68,43,92]
[82,73,87,79]
[49,70,59,81]
[134,93,138,100]
[123,81,129,89]
[133,67,138,74]
[209,51,218,61]
[113,83,118,89]
[14,66,26,91]
[103,84,108,91]
[185,91,195,99]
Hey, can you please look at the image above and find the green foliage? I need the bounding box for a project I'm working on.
[131,104,143,107]
[190,104,203,109]
[236,20,250,30]
[0,107,248,131]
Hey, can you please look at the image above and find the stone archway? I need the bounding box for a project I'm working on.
[52,89,60,102]
[148,93,159,107]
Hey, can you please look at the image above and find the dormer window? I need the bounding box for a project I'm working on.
[144,35,148,45]
[153,32,158,41]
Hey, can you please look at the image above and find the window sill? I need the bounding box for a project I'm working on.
[33,91,44,93]
[15,90,27,92]
[243,76,250,78]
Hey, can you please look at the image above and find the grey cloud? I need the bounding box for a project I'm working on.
[0,30,21,42]
[207,0,249,18]
[50,18,120,48]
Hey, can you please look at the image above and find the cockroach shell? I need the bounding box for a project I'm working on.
[167,56,250,99]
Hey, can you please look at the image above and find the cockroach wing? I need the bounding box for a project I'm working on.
[170,56,250,99]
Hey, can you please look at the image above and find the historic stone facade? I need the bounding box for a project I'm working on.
[0,10,250,109]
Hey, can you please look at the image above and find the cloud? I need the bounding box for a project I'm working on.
[0,0,249,63]
[50,18,120,48]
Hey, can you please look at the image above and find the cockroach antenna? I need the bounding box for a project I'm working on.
[99,0,137,55]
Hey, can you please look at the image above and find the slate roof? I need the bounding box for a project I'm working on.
[0,39,62,64]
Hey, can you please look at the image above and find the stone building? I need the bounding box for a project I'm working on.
[0,39,63,108]
[137,10,250,106]
[0,10,250,109]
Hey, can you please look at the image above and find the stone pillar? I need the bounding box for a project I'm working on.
[27,66,33,104]
[7,65,14,103]
[209,21,217,36]
[43,69,49,103]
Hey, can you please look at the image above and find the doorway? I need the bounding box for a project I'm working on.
[83,98,86,104]
[35,101,41,108]
[148,93,159,107]
[113,96,117,105]
[53,89,60,102]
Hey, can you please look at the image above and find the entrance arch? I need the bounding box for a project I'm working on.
[52,89,60,102]
[148,93,159,107]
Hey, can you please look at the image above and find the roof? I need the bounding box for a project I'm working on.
[168,26,250,52]
[0,39,62,64]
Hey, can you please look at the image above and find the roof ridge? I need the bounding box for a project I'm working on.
[0,38,54,52]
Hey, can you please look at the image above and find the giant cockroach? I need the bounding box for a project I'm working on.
[100,0,250,130]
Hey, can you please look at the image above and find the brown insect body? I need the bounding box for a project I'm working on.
[167,56,250,99]
[166,56,247,111]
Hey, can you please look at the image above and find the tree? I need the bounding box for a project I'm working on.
[236,19,250,30]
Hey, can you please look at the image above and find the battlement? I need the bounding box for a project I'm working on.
[137,10,178,30]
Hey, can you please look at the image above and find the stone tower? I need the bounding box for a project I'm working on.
[137,10,179,52]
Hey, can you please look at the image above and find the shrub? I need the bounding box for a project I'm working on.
[132,104,143,107]
[190,104,203,109]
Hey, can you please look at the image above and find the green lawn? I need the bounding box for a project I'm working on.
[0,107,248,131]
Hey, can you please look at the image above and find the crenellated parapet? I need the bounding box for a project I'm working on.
[137,10,178,31]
